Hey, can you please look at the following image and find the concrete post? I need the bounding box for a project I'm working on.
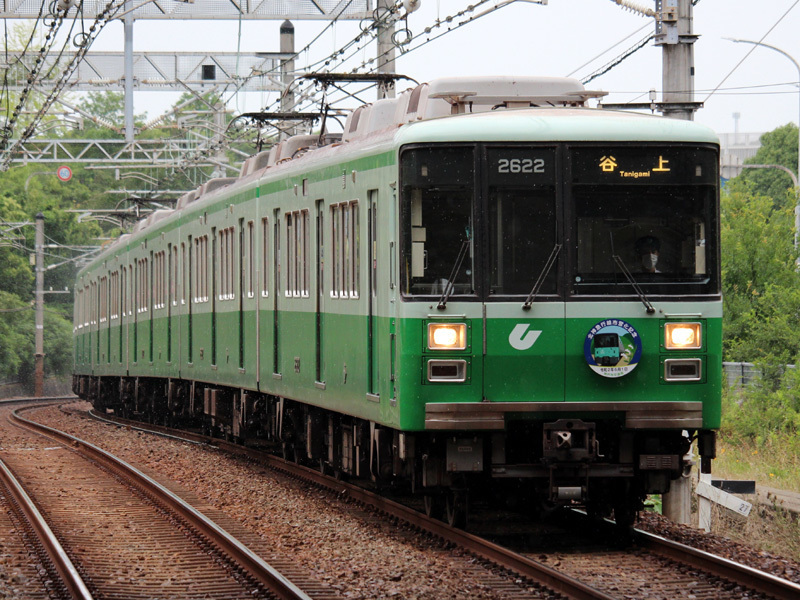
[34,213,44,397]
[279,20,295,140]
[376,0,395,99]
[661,0,696,524]
[124,2,135,142]
[660,0,696,121]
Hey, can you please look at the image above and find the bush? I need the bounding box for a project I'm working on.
[722,369,800,454]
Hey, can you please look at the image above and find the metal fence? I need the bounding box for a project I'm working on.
[723,362,796,389]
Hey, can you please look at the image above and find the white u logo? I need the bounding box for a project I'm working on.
[509,324,541,351]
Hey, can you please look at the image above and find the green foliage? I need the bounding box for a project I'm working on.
[0,292,33,382]
[739,123,799,209]
[721,179,800,364]
[722,377,800,449]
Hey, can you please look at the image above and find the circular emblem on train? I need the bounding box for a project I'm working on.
[584,319,642,378]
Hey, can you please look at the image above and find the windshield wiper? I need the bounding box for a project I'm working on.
[437,234,471,310]
[522,243,562,310]
[612,254,656,314]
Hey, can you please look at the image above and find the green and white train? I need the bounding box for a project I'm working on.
[74,76,720,526]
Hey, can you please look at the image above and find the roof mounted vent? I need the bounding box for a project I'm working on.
[420,77,607,118]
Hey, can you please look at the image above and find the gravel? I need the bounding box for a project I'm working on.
[29,403,548,599]
[637,510,800,584]
[13,401,800,598]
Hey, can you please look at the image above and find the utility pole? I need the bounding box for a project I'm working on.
[34,213,44,397]
[124,0,135,142]
[280,20,296,139]
[657,0,697,121]
[376,0,396,99]
[658,0,696,525]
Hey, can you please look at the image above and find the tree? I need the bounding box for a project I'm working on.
[721,178,800,365]
[739,123,799,209]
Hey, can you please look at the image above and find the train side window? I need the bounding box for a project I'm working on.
[330,204,340,298]
[247,220,255,298]
[261,217,270,297]
[110,271,119,319]
[171,245,179,306]
[228,226,235,300]
[286,213,295,297]
[301,209,309,297]
[75,287,81,330]
[349,201,359,299]
[181,243,186,304]
[99,276,107,323]
[285,210,309,298]
[194,236,209,303]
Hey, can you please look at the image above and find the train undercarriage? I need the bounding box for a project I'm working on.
[74,374,714,529]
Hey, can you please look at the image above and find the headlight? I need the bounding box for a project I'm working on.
[664,322,702,350]
[428,323,467,350]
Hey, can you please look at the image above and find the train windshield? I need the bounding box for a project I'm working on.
[487,147,557,296]
[570,146,719,296]
[400,143,719,300]
[400,146,476,297]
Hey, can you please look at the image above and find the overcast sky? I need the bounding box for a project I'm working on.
[87,0,800,136]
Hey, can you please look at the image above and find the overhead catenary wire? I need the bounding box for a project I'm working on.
[703,0,800,104]
[1,0,126,170]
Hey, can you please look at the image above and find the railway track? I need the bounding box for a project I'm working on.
[0,399,328,600]
[68,403,800,600]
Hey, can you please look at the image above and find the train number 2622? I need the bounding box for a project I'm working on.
[497,158,545,174]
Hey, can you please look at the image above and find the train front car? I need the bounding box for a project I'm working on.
[395,78,720,526]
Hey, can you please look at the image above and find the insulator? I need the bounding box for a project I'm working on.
[613,0,656,18]
[403,0,421,13]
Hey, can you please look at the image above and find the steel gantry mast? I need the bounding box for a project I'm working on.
[1,1,375,166]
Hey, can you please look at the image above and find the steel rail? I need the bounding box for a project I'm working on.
[87,409,613,600]
[87,408,800,600]
[635,529,800,600]
[0,457,94,600]
[11,405,313,600]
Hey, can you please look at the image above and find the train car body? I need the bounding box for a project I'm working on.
[74,76,720,526]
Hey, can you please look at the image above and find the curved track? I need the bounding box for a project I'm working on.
[0,399,316,600]
[82,405,800,600]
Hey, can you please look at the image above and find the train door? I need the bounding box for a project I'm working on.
[119,267,125,367]
[239,219,246,371]
[149,251,154,363]
[273,209,281,375]
[367,191,379,397]
[187,236,193,364]
[167,244,173,363]
[315,200,325,384]
[133,262,139,364]
[126,264,132,370]
[211,228,217,366]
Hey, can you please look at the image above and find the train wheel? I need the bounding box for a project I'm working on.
[423,494,444,520]
[445,491,469,529]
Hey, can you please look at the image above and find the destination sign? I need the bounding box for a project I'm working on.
[571,147,718,185]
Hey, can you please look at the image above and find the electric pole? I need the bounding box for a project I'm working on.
[280,20,296,139]
[376,0,396,99]
[658,0,697,121]
[659,0,696,525]
[34,213,44,397]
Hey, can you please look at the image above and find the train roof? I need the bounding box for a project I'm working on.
[80,76,719,275]
[394,106,720,145]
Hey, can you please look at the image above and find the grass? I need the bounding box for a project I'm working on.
[707,494,800,562]
[713,433,800,492]
[697,388,800,562]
